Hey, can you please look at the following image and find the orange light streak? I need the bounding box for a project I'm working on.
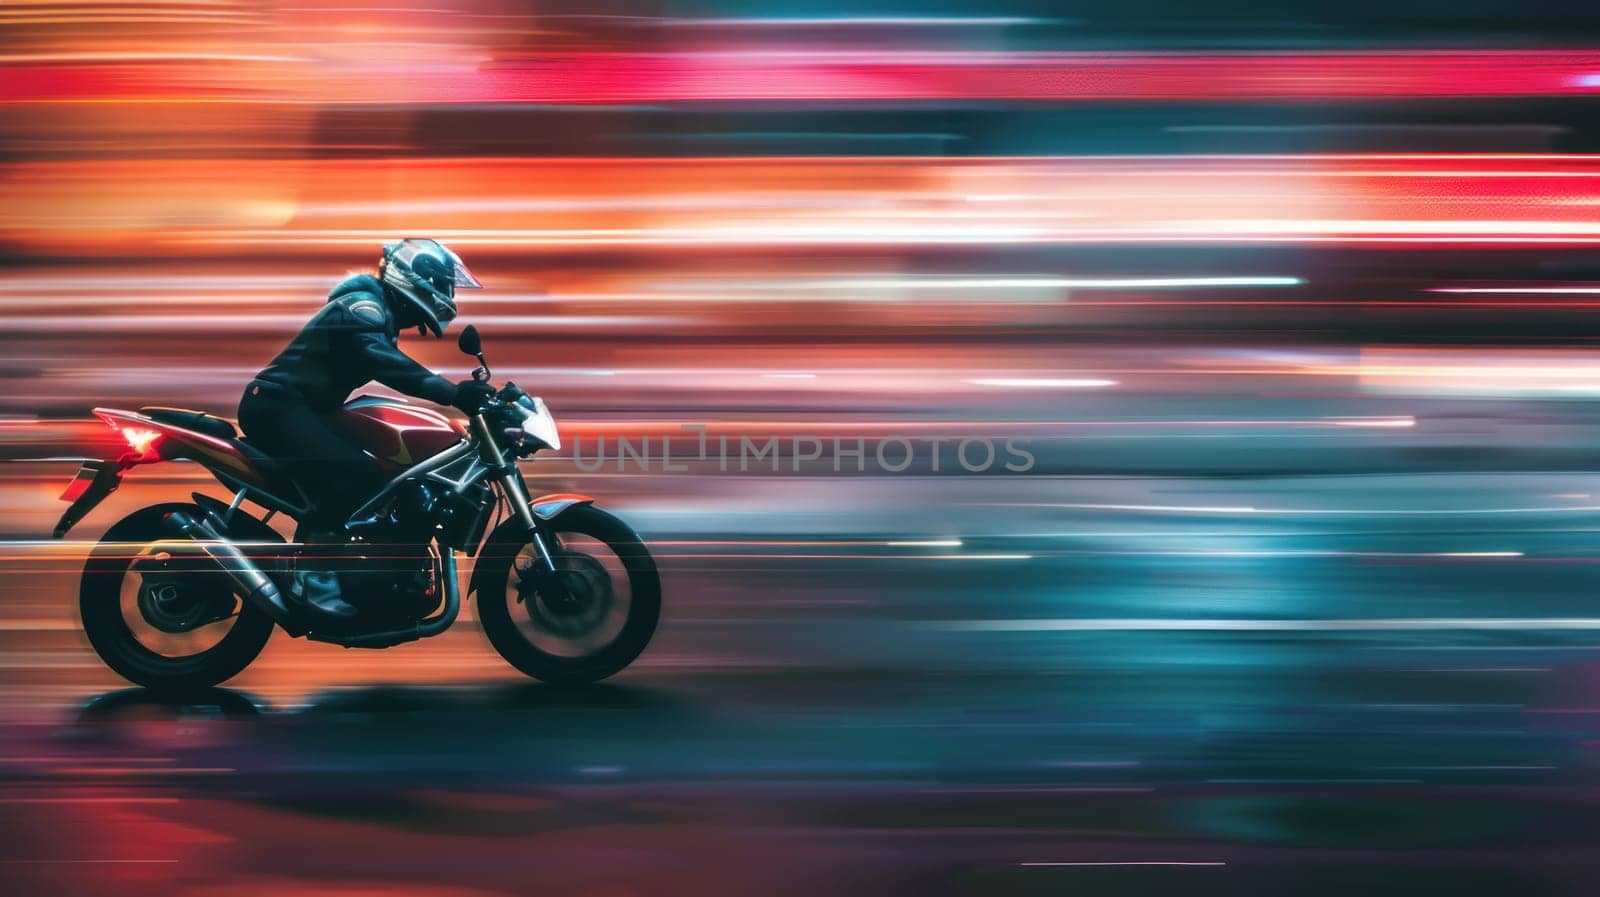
[10,155,1600,254]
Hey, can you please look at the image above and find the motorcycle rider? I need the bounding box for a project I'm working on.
[238,239,496,618]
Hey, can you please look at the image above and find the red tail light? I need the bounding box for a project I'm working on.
[118,426,163,460]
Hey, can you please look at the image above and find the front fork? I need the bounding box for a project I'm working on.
[476,414,568,604]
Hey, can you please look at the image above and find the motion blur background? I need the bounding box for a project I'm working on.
[8,2,1600,895]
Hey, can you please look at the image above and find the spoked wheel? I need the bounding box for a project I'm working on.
[476,505,660,683]
[80,503,279,690]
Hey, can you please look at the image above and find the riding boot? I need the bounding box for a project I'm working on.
[290,533,359,619]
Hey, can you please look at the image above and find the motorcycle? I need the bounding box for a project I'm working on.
[52,325,660,690]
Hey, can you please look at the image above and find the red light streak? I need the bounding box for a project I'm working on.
[4,50,1600,104]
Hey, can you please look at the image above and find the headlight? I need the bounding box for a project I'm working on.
[514,397,561,452]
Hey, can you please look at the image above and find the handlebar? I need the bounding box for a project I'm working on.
[473,380,528,414]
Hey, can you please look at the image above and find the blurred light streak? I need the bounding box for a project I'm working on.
[543,417,1429,437]
[1330,417,1416,428]
[16,155,1600,254]
[943,618,1600,631]
[779,277,1305,291]
[0,276,339,292]
[651,540,964,548]
[1003,502,1600,516]
[663,17,1048,26]
[1019,862,1227,868]
[636,553,1033,561]
[8,50,1600,104]
[1056,550,1525,558]
[1431,287,1600,294]
[0,315,694,331]
[1344,349,1600,396]
[0,53,310,64]
[969,378,1118,389]
[0,293,560,308]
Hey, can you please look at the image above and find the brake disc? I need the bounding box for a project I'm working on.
[520,553,613,637]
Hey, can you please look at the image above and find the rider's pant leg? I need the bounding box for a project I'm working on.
[238,393,383,526]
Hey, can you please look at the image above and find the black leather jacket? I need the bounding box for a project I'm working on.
[249,274,458,411]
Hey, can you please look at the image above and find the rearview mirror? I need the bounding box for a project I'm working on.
[457,324,481,356]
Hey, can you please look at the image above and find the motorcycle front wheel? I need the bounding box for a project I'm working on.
[80,503,279,690]
[476,505,660,684]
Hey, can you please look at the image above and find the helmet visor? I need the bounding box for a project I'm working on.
[421,259,478,301]
[449,255,482,291]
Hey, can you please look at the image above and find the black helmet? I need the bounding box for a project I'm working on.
[379,238,481,337]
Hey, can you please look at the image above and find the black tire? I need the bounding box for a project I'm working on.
[80,503,279,691]
[476,505,660,684]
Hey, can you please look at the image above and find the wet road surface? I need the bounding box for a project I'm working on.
[4,471,1600,895]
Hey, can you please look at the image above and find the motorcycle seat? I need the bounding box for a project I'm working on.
[139,407,239,441]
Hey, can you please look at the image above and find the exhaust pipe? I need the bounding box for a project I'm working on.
[164,508,300,633]
[163,496,461,649]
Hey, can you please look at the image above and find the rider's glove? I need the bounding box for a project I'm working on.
[452,380,496,414]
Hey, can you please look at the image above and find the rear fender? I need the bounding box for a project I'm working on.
[54,407,172,538]
[55,407,262,538]
[53,459,128,538]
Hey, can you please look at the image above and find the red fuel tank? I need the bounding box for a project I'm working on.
[334,396,466,469]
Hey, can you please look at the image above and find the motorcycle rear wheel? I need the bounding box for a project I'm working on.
[476,505,660,684]
[80,503,279,690]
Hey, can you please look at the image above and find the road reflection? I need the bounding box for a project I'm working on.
[7,666,1597,896]
[69,680,699,738]
[76,686,265,722]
